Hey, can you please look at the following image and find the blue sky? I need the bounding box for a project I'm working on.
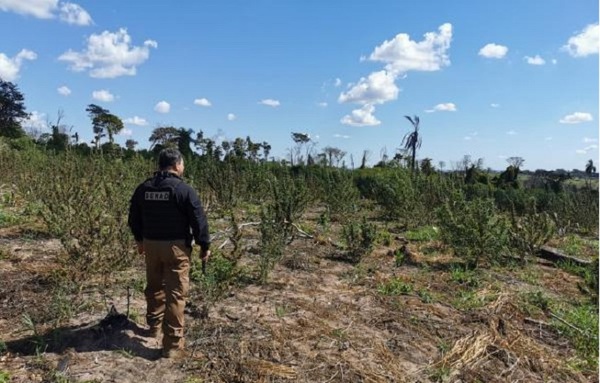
[0,0,598,170]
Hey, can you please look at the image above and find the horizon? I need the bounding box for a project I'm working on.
[1,0,598,171]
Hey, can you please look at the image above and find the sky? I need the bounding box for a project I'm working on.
[0,0,598,171]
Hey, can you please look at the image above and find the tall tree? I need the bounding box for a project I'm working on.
[402,115,422,173]
[291,132,311,165]
[0,78,28,138]
[86,104,123,148]
[149,126,179,149]
[176,127,195,157]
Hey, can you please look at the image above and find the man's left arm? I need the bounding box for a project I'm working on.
[186,187,211,254]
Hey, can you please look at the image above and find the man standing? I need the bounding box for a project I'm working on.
[128,148,210,358]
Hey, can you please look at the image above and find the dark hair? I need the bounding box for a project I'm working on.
[158,148,183,169]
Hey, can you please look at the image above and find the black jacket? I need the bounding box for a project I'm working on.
[128,171,210,251]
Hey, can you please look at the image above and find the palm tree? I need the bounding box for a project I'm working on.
[401,115,421,173]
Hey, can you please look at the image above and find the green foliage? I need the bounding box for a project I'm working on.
[9,151,146,281]
[508,198,555,258]
[258,205,287,283]
[0,79,28,138]
[0,370,10,383]
[377,278,414,295]
[405,226,440,242]
[191,251,236,305]
[437,194,509,268]
[342,216,377,262]
[449,265,480,288]
[318,168,359,220]
[552,303,598,370]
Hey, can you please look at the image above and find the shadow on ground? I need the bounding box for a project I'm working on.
[5,308,161,361]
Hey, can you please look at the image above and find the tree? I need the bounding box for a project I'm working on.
[149,126,180,149]
[507,156,525,169]
[322,146,345,167]
[176,127,195,157]
[125,139,138,150]
[401,115,422,173]
[86,104,123,148]
[0,78,28,138]
[291,132,311,165]
[420,158,435,176]
[585,159,596,176]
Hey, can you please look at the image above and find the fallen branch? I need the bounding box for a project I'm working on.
[538,246,591,267]
[549,312,594,339]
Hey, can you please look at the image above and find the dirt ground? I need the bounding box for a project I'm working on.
[0,220,597,383]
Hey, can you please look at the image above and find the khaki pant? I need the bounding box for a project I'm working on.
[143,239,191,351]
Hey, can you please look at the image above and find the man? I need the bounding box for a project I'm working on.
[128,148,210,358]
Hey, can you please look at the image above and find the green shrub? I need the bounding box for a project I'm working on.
[437,193,509,268]
[342,216,377,262]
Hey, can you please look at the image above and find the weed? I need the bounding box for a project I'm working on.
[0,371,9,383]
[449,266,479,288]
[342,216,377,263]
[437,194,509,268]
[405,226,440,242]
[551,303,598,371]
[394,248,405,267]
[378,278,413,295]
[417,288,434,303]
[429,365,450,382]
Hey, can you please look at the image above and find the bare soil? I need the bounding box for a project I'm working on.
[0,220,597,383]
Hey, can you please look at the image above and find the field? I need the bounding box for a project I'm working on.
[0,146,598,383]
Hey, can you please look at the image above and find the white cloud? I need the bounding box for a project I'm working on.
[507,130,517,135]
[194,98,212,107]
[490,103,500,108]
[317,102,328,108]
[154,101,170,113]
[340,104,381,127]
[583,137,598,143]
[59,2,91,25]
[0,49,37,81]
[426,102,457,113]
[368,23,452,74]
[259,99,280,107]
[92,89,114,102]
[339,23,452,125]
[562,23,599,57]
[59,28,157,78]
[334,78,342,87]
[0,0,57,18]
[478,43,508,59]
[333,133,350,139]
[574,144,597,155]
[21,111,48,130]
[119,128,133,137]
[124,116,148,126]
[525,55,546,65]
[227,113,236,121]
[57,85,71,96]
[559,112,593,124]
[0,0,92,25]
[339,70,399,105]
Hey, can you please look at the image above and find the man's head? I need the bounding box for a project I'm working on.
[158,148,185,176]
